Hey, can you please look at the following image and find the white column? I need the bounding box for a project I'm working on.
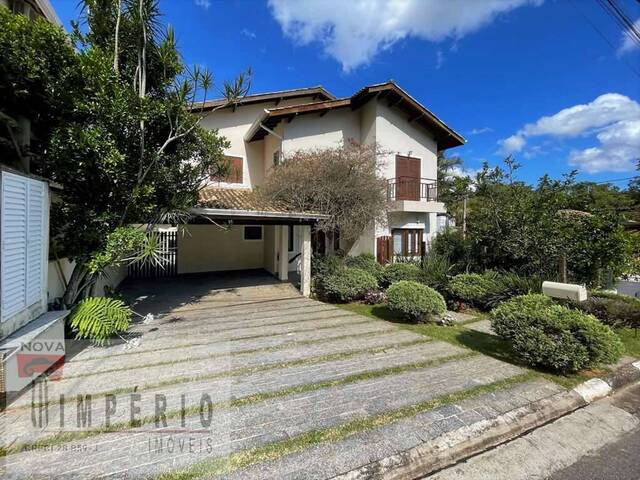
[278,225,288,281]
[300,225,311,297]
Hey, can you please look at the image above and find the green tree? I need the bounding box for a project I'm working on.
[454,158,634,285]
[0,7,78,170]
[0,1,251,306]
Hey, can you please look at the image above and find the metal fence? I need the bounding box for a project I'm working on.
[127,230,177,279]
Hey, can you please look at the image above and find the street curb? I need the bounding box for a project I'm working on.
[334,363,640,480]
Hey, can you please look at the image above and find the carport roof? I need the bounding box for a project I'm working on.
[192,187,327,223]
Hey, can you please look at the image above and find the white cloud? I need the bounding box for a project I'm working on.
[435,50,444,69]
[617,18,640,56]
[241,28,257,39]
[268,0,543,71]
[498,93,640,173]
[569,119,640,173]
[469,127,494,135]
[194,0,211,9]
[497,134,526,155]
[521,93,640,137]
[451,166,482,179]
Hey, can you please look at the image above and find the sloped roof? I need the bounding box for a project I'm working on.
[246,81,465,150]
[198,187,290,212]
[193,86,335,112]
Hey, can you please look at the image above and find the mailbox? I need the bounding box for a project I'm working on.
[542,281,588,302]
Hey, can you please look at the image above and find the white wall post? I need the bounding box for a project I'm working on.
[278,224,288,281]
[300,225,311,297]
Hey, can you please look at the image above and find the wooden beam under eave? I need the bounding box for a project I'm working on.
[388,95,403,108]
[319,109,329,117]
[274,97,283,107]
[409,112,424,123]
[287,113,297,123]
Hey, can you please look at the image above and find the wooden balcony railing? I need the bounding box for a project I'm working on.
[387,177,438,202]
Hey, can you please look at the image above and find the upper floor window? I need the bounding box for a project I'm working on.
[273,150,282,166]
[211,155,243,184]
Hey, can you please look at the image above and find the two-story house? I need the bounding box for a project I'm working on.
[180,81,464,297]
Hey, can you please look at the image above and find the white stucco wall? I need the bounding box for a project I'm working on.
[282,108,360,152]
[263,225,277,274]
[375,101,438,182]
[177,225,265,273]
[47,259,127,302]
[201,96,317,189]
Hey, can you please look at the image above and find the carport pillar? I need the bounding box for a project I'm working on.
[278,225,288,281]
[300,225,311,297]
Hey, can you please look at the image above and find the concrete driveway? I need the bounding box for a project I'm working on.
[1,271,565,479]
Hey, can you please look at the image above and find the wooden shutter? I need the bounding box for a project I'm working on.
[395,155,421,200]
[210,155,243,183]
[1,172,48,322]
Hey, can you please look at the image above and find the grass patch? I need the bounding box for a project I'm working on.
[339,303,589,389]
[72,312,370,362]
[617,327,640,358]
[63,327,394,380]
[24,336,430,411]
[4,351,475,456]
[153,372,537,480]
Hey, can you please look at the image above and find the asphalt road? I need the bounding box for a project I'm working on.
[548,383,640,480]
[547,429,640,480]
[427,382,640,480]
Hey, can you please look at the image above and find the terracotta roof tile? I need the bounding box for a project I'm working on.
[198,187,311,213]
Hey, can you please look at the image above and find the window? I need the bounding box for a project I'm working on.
[211,155,243,183]
[273,150,282,166]
[288,225,294,252]
[243,225,263,241]
[391,229,423,257]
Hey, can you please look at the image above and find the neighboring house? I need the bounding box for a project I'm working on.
[183,81,464,288]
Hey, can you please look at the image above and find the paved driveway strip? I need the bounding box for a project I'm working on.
[1,275,566,479]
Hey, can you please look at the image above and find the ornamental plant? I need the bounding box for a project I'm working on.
[386,280,446,322]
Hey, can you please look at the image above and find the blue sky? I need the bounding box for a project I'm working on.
[52,0,640,186]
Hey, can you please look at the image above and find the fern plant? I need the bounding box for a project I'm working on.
[69,297,132,346]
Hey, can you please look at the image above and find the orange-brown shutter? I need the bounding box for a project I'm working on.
[211,155,243,183]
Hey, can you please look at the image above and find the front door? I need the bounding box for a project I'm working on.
[395,155,421,200]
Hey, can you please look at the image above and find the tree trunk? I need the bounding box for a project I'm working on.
[62,261,95,308]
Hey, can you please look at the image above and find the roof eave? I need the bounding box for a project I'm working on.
[191,207,328,221]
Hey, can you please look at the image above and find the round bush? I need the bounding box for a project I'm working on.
[386,280,446,322]
[322,267,378,303]
[345,253,383,283]
[490,294,622,373]
[448,273,498,307]
[381,263,421,286]
[490,294,554,340]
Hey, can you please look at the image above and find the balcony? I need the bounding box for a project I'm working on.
[386,177,445,213]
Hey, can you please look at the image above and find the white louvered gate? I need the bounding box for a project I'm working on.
[1,171,49,323]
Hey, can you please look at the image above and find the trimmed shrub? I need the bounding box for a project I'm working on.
[381,263,421,287]
[322,267,378,303]
[345,253,383,283]
[448,271,541,310]
[574,291,640,330]
[491,294,623,373]
[448,273,498,307]
[386,280,446,322]
[491,294,555,340]
[311,254,343,277]
[482,272,543,310]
